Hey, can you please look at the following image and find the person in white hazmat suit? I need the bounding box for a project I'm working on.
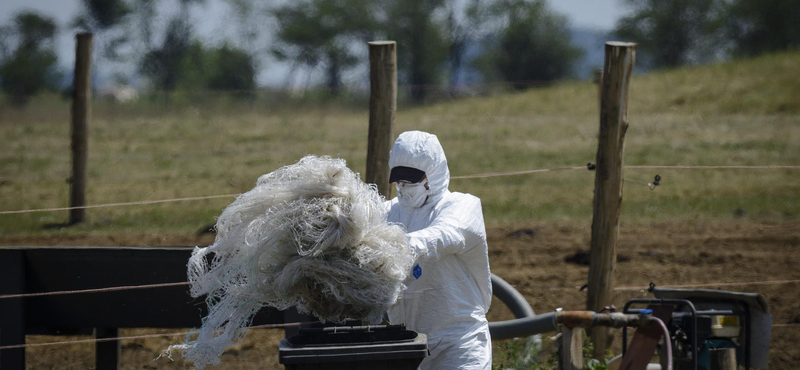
[385,130,492,370]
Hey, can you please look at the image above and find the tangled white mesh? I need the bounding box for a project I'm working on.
[168,155,413,369]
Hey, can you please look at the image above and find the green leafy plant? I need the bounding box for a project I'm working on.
[493,332,615,370]
[494,336,555,370]
[582,335,614,370]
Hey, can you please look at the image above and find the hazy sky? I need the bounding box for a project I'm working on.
[0,0,628,86]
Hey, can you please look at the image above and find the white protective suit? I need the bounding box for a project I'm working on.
[386,131,493,370]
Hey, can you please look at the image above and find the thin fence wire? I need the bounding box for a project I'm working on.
[0,321,311,351]
[543,279,800,292]
[0,79,568,99]
[613,279,800,291]
[0,278,796,350]
[772,323,800,328]
[3,164,799,215]
[626,165,800,170]
[450,166,587,180]
[0,194,239,215]
[0,316,797,351]
[3,278,798,301]
[0,281,189,300]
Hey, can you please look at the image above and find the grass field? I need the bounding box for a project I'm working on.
[2,51,800,369]
[1,51,799,236]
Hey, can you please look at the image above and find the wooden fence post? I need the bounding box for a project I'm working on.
[70,33,93,225]
[587,41,636,360]
[0,250,25,370]
[95,328,120,370]
[366,41,397,198]
[560,327,585,370]
[593,68,603,110]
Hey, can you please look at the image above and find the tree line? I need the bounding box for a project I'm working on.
[1,0,798,106]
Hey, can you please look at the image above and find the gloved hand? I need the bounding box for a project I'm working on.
[406,235,429,262]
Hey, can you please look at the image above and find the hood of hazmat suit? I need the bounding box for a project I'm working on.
[386,131,493,370]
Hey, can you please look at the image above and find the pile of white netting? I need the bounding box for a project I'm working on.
[168,155,413,369]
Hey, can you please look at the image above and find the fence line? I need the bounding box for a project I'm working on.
[545,279,800,292]
[0,79,568,99]
[450,166,587,180]
[0,320,797,351]
[0,281,189,300]
[3,277,798,301]
[0,194,239,215]
[626,165,800,170]
[3,164,798,216]
[613,279,800,291]
[0,278,796,350]
[772,323,800,328]
[0,321,310,351]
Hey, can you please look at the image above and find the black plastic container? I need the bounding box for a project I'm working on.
[279,324,429,370]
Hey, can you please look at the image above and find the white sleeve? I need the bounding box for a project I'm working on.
[406,197,485,263]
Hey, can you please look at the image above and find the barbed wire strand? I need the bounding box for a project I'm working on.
[2,164,799,215]
[613,279,800,291]
[0,79,566,98]
[450,166,586,180]
[0,321,312,351]
[0,318,797,351]
[0,280,796,350]
[3,278,798,301]
[623,177,656,189]
[626,165,800,170]
[545,279,800,292]
[0,194,240,215]
[0,281,189,300]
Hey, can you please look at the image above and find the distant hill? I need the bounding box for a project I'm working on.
[437,50,800,115]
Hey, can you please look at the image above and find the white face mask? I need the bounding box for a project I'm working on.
[396,182,429,208]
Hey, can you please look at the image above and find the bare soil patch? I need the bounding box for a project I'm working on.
[7,220,799,369]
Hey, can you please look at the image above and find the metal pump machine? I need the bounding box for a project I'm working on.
[619,285,772,370]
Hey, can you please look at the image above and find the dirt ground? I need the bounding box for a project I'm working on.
[8,220,800,369]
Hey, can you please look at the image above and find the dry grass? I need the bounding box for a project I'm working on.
[2,51,799,236]
[17,221,800,369]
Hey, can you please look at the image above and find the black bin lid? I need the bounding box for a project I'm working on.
[279,324,429,365]
[289,324,417,347]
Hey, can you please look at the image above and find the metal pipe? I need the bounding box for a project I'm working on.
[489,312,558,340]
[488,275,643,340]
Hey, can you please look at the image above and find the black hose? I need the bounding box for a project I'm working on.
[489,274,557,340]
[489,313,558,340]
[491,274,535,318]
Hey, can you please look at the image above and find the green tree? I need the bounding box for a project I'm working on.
[0,11,59,106]
[139,0,256,97]
[132,0,159,53]
[614,0,718,68]
[207,44,256,94]
[382,0,448,102]
[272,0,376,95]
[138,0,204,91]
[140,16,192,91]
[72,0,133,61]
[723,0,800,57]
[484,0,581,88]
[444,0,488,90]
[223,0,262,55]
